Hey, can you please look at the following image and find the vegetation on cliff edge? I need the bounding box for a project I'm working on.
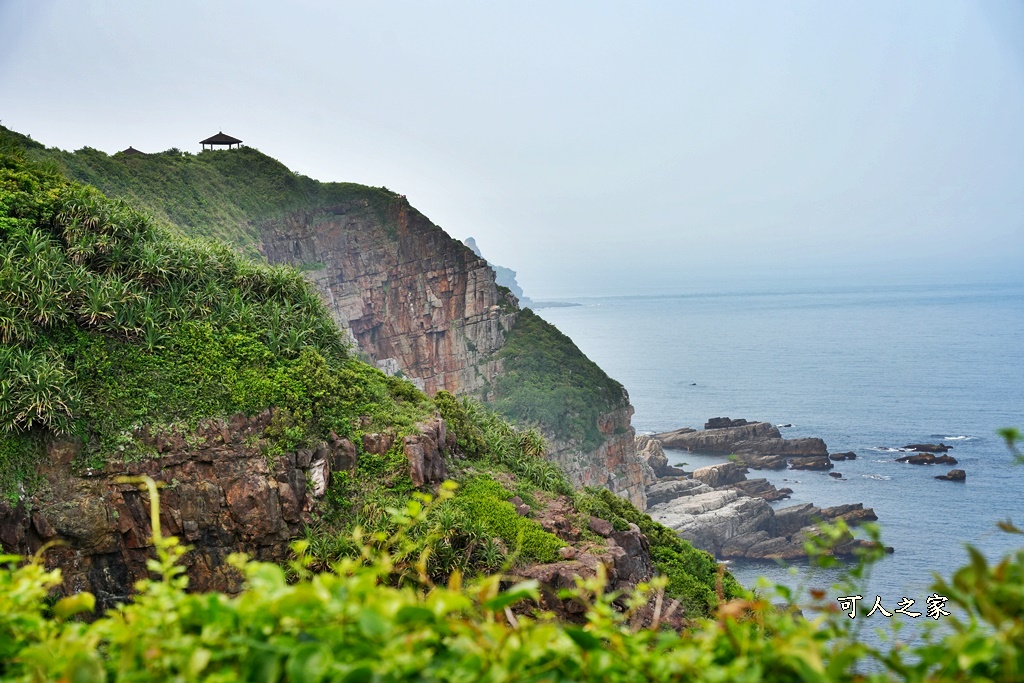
[2,125,404,258]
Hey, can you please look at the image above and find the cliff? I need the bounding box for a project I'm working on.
[7,130,650,508]
[463,236,533,307]
[259,201,513,397]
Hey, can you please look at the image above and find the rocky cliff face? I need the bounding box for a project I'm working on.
[0,412,318,608]
[258,198,649,508]
[0,411,456,609]
[0,413,669,618]
[260,199,514,397]
[546,403,653,510]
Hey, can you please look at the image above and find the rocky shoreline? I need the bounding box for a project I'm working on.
[636,419,896,561]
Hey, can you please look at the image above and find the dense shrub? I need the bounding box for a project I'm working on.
[451,476,565,563]
[2,479,1023,681]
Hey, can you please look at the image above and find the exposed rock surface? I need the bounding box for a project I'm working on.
[635,435,670,477]
[640,424,885,561]
[648,484,884,560]
[259,200,650,508]
[646,479,710,507]
[731,453,790,470]
[691,462,748,489]
[788,456,834,471]
[733,438,829,458]
[650,422,779,452]
[404,417,450,487]
[0,411,450,608]
[704,417,753,430]
[261,201,513,397]
[906,443,952,453]
[830,451,857,461]
[463,237,533,308]
[935,469,967,482]
[516,496,683,628]
[650,420,830,473]
[896,453,958,466]
[731,478,793,502]
[547,404,649,509]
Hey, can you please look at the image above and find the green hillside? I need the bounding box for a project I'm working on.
[8,130,402,258]
[2,126,628,454]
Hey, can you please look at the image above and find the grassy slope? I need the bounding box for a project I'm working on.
[5,127,401,258]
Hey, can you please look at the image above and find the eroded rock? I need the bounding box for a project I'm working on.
[935,469,966,482]
[896,453,958,466]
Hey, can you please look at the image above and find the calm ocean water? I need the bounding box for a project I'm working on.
[537,282,1024,631]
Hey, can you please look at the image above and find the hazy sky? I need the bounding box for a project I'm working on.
[2,1,1022,297]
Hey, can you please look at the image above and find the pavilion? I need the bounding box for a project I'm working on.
[120,146,145,155]
[200,132,243,150]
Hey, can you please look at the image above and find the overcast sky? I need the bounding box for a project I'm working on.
[2,1,1022,297]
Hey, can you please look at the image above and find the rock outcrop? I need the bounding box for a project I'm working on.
[546,404,650,509]
[640,452,886,561]
[517,496,683,628]
[651,422,778,452]
[0,411,452,608]
[261,201,513,397]
[935,469,966,482]
[788,456,834,471]
[905,443,952,453]
[896,453,958,466]
[650,420,830,473]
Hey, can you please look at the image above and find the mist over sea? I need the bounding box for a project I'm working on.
[537,282,1024,629]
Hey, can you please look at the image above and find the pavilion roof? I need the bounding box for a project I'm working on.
[200,131,243,145]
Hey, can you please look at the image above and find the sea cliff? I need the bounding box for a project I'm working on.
[4,128,651,507]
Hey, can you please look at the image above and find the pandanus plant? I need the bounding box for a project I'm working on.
[0,346,77,433]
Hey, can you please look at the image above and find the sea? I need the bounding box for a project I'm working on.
[536,282,1024,639]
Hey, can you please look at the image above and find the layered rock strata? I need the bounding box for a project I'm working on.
[546,403,651,509]
[645,462,885,560]
[637,431,887,561]
[649,420,828,472]
[0,411,452,608]
[260,201,512,397]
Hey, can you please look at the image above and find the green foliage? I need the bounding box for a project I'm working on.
[0,432,41,503]
[3,476,1024,681]
[493,308,626,451]
[451,476,565,564]
[576,487,744,617]
[1,125,629,457]
[436,390,573,495]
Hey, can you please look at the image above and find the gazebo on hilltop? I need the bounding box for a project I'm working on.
[200,132,243,150]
